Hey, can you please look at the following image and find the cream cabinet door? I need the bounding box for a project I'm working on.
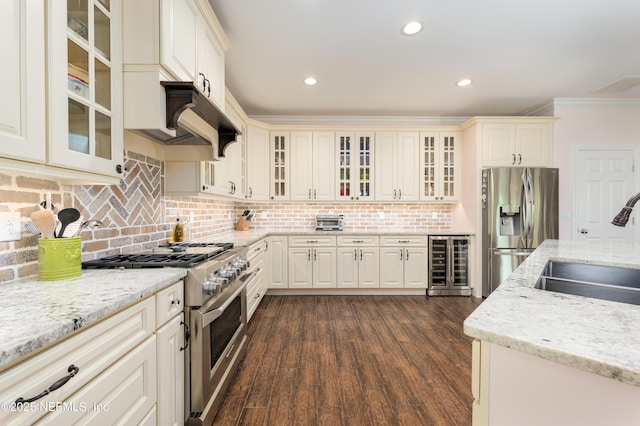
[246,126,270,201]
[313,248,337,288]
[156,314,185,426]
[312,131,335,200]
[288,248,313,289]
[38,336,157,425]
[374,132,397,200]
[515,124,552,167]
[47,0,124,178]
[289,131,313,201]
[396,132,420,201]
[482,124,516,166]
[482,121,552,167]
[0,0,45,163]
[160,0,198,81]
[358,247,380,288]
[379,247,404,288]
[268,236,288,288]
[337,248,359,288]
[404,247,428,288]
[196,15,225,107]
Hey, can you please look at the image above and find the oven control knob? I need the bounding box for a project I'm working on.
[220,270,237,281]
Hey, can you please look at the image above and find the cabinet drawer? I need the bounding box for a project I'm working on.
[245,256,265,293]
[337,235,379,246]
[288,235,336,246]
[0,297,155,425]
[247,239,267,262]
[37,335,157,424]
[155,280,184,327]
[380,235,427,246]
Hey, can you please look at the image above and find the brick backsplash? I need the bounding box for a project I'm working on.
[0,150,452,283]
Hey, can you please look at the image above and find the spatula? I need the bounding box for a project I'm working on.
[30,209,56,239]
[56,208,81,238]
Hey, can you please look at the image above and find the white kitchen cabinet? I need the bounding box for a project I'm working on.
[379,236,428,288]
[336,236,380,288]
[270,132,290,200]
[47,0,124,178]
[336,132,375,201]
[290,131,335,201]
[0,297,155,425]
[246,238,268,320]
[420,132,461,201]
[165,161,229,196]
[0,0,46,164]
[288,236,336,289]
[195,12,225,108]
[480,120,553,167]
[245,125,270,201]
[225,133,245,198]
[267,235,288,289]
[375,132,420,201]
[38,335,157,425]
[155,281,185,426]
[160,0,198,81]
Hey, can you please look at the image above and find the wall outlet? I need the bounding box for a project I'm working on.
[0,212,21,242]
[378,211,385,219]
[260,211,268,219]
[432,212,438,219]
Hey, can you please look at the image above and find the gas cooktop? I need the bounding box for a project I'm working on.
[82,242,235,269]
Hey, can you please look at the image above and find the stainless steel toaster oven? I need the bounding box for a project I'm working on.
[315,214,344,231]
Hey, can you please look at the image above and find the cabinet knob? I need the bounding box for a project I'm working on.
[115,164,124,174]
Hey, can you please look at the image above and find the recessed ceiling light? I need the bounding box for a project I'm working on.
[456,79,473,87]
[402,20,423,36]
[304,77,317,86]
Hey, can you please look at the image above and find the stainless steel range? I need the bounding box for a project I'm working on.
[83,242,253,425]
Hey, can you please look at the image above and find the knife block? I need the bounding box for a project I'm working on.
[235,217,251,231]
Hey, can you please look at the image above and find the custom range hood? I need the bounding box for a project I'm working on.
[138,81,242,160]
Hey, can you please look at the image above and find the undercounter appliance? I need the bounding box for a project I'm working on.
[315,214,344,231]
[83,242,256,425]
[428,235,471,296]
[481,167,559,297]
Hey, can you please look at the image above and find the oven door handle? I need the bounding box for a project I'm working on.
[199,276,252,327]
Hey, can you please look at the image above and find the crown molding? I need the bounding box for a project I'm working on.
[248,115,472,127]
[553,98,640,107]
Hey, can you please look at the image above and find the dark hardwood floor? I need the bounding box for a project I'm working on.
[213,294,483,426]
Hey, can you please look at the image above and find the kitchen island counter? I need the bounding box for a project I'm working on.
[0,268,186,371]
[464,239,640,387]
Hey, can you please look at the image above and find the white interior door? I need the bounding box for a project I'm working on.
[574,148,635,243]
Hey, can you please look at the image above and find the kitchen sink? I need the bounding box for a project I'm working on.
[535,261,640,306]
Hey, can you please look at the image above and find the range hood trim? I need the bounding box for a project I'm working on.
[161,81,242,157]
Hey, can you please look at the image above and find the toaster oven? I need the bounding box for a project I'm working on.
[315,214,344,231]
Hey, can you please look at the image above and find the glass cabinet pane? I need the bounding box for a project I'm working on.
[68,99,90,154]
[95,111,112,159]
[67,0,89,40]
[94,5,111,60]
[95,58,111,109]
[67,40,89,100]
[96,0,110,10]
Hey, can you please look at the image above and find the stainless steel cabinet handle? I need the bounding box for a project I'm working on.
[398,189,402,199]
[308,189,312,199]
[405,249,409,260]
[360,250,363,261]
[314,189,317,199]
[314,249,317,261]
[354,249,357,260]
[249,187,253,198]
[512,154,516,165]
[400,249,403,260]
[308,249,311,261]
[394,189,397,199]
[517,154,522,164]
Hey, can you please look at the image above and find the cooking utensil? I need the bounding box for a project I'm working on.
[61,216,84,238]
[25,222,41,236]
[56,208,81,238]
[39,201,56,212]
[30,209,56,239]
[72,219,104,237]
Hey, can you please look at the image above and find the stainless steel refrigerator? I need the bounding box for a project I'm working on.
[482,167,559,297]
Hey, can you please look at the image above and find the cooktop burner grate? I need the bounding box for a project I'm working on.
[82,253,209,269]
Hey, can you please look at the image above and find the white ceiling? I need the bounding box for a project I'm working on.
[208,0,640,118]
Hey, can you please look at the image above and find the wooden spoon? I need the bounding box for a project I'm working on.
[30,209,56,239]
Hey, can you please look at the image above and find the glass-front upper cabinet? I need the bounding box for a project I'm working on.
[336,132,374,201]
[48,0,123,178]
[420,132,459,201]
[270,132,290,200]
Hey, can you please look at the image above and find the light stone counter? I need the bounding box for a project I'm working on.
[464,239,640,387]
[208,229,474,248]
[0,268,187,371]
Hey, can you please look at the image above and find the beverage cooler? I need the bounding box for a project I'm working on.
[427,235,471,296]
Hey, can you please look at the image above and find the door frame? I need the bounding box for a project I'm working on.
[572,144,640,242]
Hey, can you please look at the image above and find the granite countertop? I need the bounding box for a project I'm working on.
[0,268,187,371]
[464,239,640,387]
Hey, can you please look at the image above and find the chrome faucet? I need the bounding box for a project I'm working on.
[611,193,640,226]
